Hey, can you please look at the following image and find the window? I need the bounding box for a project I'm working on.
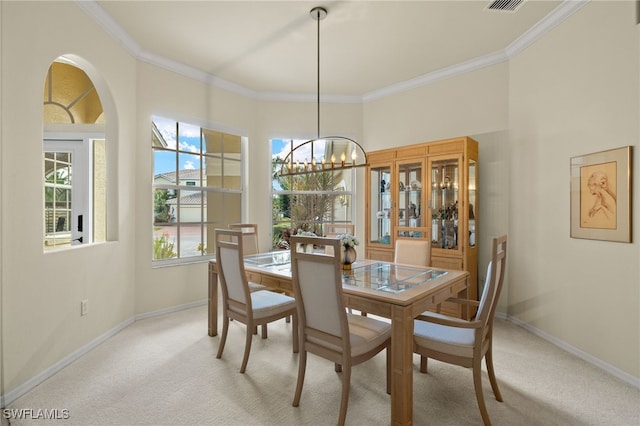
[152,116,243,263]
[271,138,355,249]
[43,137,106,248]
[43,60,106,250]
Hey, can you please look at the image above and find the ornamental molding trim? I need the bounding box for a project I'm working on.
[76,0,589,104]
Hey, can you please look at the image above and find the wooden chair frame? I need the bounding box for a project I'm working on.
[290,235,390,426]
[228,223,260,255]
[413,235,507,425]
[324,223,355,237]
[215,229,298,373]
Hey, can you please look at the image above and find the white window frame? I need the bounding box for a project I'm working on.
[270,138,356,248]
[151,117,245,266]
[43,130,104,250]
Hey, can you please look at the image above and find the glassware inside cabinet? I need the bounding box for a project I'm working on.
[397,161,423,237]
[369,165,391,245]
[430,158,459,250]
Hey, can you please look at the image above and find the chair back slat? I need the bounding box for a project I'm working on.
[215,229,250,307]
[394,238,431,267]
[297,257,343,336]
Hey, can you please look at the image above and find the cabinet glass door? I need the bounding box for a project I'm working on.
[430,156,461,251]
[468,159,477,248]
[396,160,425,238]
[369,164,392,246]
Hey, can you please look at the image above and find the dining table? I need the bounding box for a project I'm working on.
[208,250,469,426]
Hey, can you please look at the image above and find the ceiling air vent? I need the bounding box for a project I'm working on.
[485,0,526,13]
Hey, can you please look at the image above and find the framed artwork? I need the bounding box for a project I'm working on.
[570,146,632,242]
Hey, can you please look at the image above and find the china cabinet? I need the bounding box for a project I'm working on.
[365,136,478,309]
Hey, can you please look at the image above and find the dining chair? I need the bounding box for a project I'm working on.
[228,223,260,255]
[324,223,355,255]
[324,223,355,237]
[228,223,272,337]
[413,234,507,425]
[394,237,431,267]
[215,228,298,373]
[228,223,269,292]
[290,235,391,426]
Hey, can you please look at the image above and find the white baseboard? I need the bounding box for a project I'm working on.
[1,299,208,407]
[1,318,133,408]
[497,312,640,389]
[134,299,207,321]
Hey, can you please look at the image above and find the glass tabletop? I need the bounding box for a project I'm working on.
[342,263,447,294]
[243,250,291,268]
[243,252,447,295]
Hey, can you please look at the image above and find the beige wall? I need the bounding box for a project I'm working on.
[508,1,639,379]
[1,0,637,405]
[363,2,639,380]
[1,1,137,391]
[363,62,509,151]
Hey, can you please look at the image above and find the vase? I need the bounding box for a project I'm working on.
[342,246,357,270]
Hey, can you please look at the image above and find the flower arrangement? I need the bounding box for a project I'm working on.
[336,233,359,249]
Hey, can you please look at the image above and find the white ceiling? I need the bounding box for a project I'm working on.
[86,0,576,100]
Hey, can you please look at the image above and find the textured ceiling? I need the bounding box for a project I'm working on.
[93,0,566,97]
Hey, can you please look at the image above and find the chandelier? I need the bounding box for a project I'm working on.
[279,6,368,177]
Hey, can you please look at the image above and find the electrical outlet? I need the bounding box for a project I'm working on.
[81,300,88,316]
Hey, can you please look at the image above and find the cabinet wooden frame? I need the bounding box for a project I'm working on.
[365,136,479,312]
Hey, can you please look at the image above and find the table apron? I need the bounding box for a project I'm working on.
[342,294,393,318]
[410,278,468,317]
[258,274,294,295]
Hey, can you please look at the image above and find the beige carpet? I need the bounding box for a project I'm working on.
[5,305,639,425]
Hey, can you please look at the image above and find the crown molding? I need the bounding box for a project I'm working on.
[76,0,590,104]
[364,0,589,101]
[505,0,589,57]
[362,49,509,102]
[75,0,143,57]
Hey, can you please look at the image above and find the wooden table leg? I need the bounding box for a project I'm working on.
[390,304,414,425]
[208,263,218,337]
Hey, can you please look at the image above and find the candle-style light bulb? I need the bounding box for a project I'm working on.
[312,158,317,169]
[341,152,346,167]
[351,150,357,164]
[322,156,326,169]
[331,154,336,168]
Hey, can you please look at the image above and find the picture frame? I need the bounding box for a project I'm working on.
[570,146,632,242]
